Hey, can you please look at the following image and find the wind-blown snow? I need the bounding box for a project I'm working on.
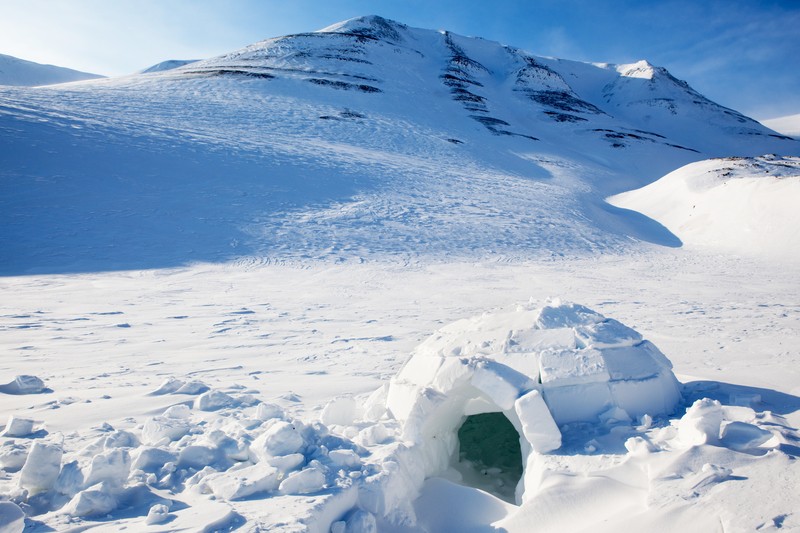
[1,14,799,533]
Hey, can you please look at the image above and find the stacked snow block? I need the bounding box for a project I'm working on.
[383,300,682,504]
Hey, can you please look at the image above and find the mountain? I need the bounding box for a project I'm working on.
[0,53,103,86]
[0,15,797,275]
[138,59,199,74]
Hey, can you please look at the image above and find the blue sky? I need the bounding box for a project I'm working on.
[1,0,797,119]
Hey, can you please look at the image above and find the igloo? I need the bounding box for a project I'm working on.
[381,300,682,505]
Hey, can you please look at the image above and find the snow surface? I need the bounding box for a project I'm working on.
[1,14,799,533]
[0,53,102,87]
[610,155,800,261]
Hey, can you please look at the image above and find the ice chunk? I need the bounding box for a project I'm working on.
[204,462,280,500]
[278,465,326,494]
[0,501,25,533]
[251,420,306,459]
[194,390,235,411]
[2,416,35,437]
[321,396,359,426]
[514,389,561,452]
[19,441,62,494]
[676,398,723,446]
[145,503,171,525]
[63,483,117,517]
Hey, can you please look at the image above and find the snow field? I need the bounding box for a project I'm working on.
[1,259,798,531]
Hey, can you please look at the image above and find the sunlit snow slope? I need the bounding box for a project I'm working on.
[1,16,798,275]
[0,53,102,87]
[610,155,800,260]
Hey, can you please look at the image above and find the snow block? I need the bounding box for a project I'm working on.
[251,420,306,459]
[514,389,561,453]
[194,390,235,411]
[63,483,118,517]
[2,416,35,437]
[3,375,46,394]
[279,465,327,494]
[141,416,190,445]
[677,398,723,446]
[204,462,280,500]
[19,441,62,494]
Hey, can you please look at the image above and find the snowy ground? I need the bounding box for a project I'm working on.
[2,250,799,531]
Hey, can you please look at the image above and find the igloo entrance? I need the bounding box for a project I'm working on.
[452,412,523,503]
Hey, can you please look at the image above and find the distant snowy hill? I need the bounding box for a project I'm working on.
[610,155,800,260]
[0,53,102,86]
[0,15,798,275]
[762,113,800,138]
[139,59,199,74]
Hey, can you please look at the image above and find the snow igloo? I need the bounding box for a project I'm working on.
[383,300,682,504]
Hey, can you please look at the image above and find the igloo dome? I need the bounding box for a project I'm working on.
[382,300,682,504]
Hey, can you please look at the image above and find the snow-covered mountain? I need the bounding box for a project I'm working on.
[1,15,796,276]
[0,53,102,86]
[138,59,199,74]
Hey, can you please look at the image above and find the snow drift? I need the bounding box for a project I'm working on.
[610,155,800,261]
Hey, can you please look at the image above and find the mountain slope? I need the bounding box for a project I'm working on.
[0,53,102,86]
[0,16,797,275]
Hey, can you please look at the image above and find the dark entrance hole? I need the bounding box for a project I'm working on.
[454,412,523,503]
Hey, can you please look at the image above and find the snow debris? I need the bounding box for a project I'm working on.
[194,390,235,411]
[0,375,46,395]
[145,503,171,525]
[676,398,723,446]
[2,416,35,438]
[19,441,62,495]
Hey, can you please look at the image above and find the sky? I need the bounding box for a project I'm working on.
[0,0,798,119]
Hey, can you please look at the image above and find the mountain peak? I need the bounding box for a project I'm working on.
[316,15,408,42]
[617,60,657,79]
